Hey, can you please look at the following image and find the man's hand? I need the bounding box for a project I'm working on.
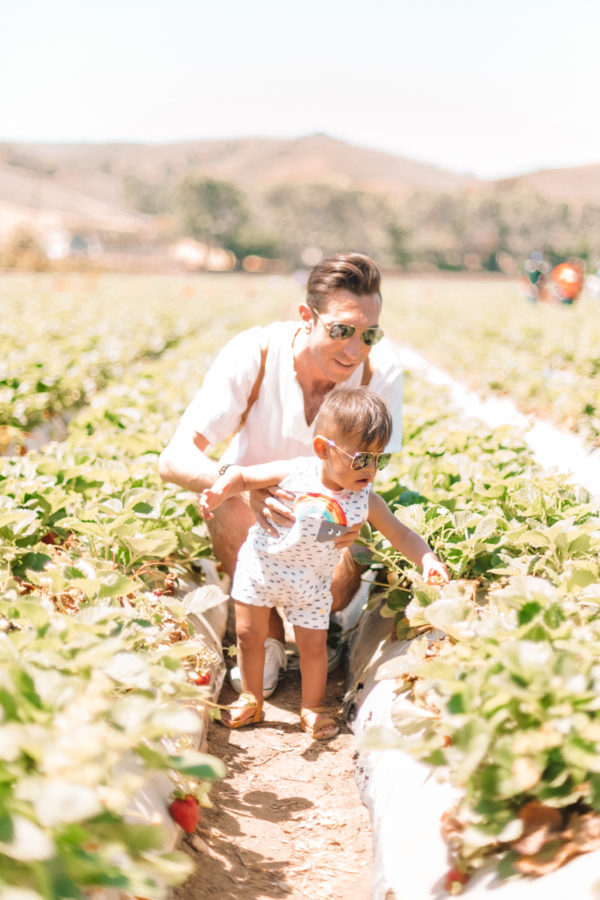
[248,486,295,537]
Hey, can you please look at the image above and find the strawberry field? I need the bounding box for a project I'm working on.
[383,276,600,451]
[2,271,600,897]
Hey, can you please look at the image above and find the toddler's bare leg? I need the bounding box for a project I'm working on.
[293,625,328,708]
[234,601,270,703]
[206,497,286,643]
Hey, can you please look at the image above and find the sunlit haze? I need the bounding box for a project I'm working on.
[2,0,599,179]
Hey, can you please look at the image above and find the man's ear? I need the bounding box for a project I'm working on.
[299,303,313,325]
[313,435,328,459]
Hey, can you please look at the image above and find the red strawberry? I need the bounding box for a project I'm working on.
[194,672,211,685]
[444,866,469,892]
[168,793,199,833]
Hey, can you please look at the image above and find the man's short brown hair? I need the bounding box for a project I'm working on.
[306,253,382,312]
[313,387,392,448]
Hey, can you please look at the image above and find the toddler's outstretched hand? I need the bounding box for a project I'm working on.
[422,552,450,585]
[199,470,237,520]
[198,487,220,520]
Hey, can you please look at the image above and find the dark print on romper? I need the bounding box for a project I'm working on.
[316,521,349,542]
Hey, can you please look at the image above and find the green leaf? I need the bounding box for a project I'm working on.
[97,573,139,599]
[34,780,102,827]
[448,693,465,714]
[12,552,51,576]
[516,531,550,549]
[355,725,407,751]
[165,750,227,780]
[0,510,39,533]
[0,812,14,843]
[119,530,179,562]
[562,737,600,774]
[589,774,600,810]
[137,745,226,780]
[0,815,55,861]
[518,602,541,625]
[384,588,409,612]
[564,565,599,591]
[496,850,520,880]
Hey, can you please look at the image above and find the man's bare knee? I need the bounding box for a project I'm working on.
[268,607,285,643]
[330,548,367,611]
[206,496,255,578]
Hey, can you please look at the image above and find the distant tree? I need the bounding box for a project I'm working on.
[1,228,47,271]
[262,183,396,267]
[387,222,411,267]
[227,228,282,262]
[123,175,172,215]
[391,187,600,272]
[176,176,248,250]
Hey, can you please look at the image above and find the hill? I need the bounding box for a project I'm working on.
[0,160,148,236]
[1,134,598,233]
[0,134,474,212]
[1,134,598,271]
[496,163,600,204]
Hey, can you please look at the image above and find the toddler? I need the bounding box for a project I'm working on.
[200,388,449,740]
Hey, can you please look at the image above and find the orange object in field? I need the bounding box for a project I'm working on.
[550,262,584,300]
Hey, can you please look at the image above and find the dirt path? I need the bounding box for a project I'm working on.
[174,649,373,899]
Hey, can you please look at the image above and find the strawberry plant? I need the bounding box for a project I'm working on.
[364,575,600,880]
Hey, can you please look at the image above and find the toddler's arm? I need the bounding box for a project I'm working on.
[367,493,450,583]
[199,460,294,520]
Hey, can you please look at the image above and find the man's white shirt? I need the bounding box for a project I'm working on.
[181,321,404,465]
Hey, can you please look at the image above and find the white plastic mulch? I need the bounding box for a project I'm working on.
[352,349,600,899]
[398,345,600,500]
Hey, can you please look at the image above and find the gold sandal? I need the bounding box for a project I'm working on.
[219,692,264,729]
[300,706,339,741]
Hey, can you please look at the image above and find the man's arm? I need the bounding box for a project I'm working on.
[159,418,296,534]
[159,325,269,493]
[158,422,218,493]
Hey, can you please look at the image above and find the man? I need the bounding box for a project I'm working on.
[158,252,403,696]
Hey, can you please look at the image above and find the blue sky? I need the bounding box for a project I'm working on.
[2,0,599,179]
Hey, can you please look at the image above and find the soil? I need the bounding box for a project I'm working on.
[174,648,374,900]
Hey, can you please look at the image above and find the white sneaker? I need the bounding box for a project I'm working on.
[229,637,287,699]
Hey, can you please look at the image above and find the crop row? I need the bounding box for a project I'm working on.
[361,370,600,885]
[383,276,600,451]
[1,272,298,439]
[0,294,297,898]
